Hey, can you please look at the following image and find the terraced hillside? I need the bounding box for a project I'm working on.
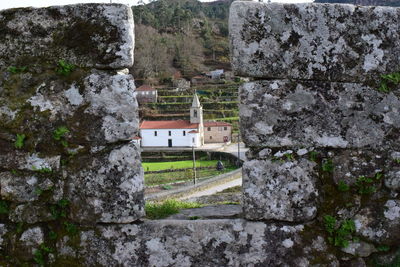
[139,82,241,133]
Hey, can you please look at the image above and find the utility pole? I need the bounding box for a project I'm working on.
[192,146,197,184]
[237,130,241,167]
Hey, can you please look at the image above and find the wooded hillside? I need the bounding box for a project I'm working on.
[131,0,233,82]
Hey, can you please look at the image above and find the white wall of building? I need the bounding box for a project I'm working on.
[140,129,200,147]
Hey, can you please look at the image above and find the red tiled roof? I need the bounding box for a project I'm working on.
[140,120,199,129]
[192,75,206,79]
[188,130,199,133]
[132,136,142,140]
[204,121,232,127]
[137,85,156,91]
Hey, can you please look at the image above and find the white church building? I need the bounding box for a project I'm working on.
[139,94,205,148]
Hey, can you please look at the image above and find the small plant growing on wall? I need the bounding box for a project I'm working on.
[53,126,70,147]
[50,199,69,219]
[309,151,318,162]
[7,66,27,74]
[379,71,400,93]
[0,200,9,215]
[14,134,26,149]
[337,180,350,192]
[322,159,334,173]
[56,60,75,76]
[323,215,356,248]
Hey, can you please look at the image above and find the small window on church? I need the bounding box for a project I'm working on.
[207,127,211,131]
[210,136,212,140]
[224,127,227,131]
[154,131,157,136]
[194,110,197,118]
[192,138,195,143]
[183,131,186,136]
[168,131,171,136]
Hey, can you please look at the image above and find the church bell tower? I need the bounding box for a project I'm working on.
[190,94,204,144]
[190,93,203,124]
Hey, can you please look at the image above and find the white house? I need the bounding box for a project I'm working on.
[140,95,204,148]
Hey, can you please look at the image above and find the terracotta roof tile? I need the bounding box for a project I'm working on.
[188,130,199,133]
[140,120,199,129]
[204,121,232,127]
[137,85,156,91]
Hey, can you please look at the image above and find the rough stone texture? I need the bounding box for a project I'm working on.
[385,168,400,192]
[233,2,400,265]
[0,4,142,227]
[56,220,336,267]
[354,200,400,245]
[67,144,145,224]
[243,158,318,222]
[341,241,376,257]
[230,2,400,83]
[2,2,400,266]
[0,4,134,69]
[239,80,400,149]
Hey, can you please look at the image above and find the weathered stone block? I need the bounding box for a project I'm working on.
[57,220,333,266]
[242,158,318,222]
[66,143,144,224]
[0,4,134,69]
[230,2,400,83]
[17,226,44,259]
[331,150,386,187]
[0,70,139,154]
[0,172,55,202]
[240,80,400,149]
[354,200,400,245]
[9,204,54,224]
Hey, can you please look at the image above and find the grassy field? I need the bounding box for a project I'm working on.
[144,165,237,186]
[142,160,227,172]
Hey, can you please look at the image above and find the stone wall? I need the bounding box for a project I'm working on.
[233,1,400,265]
[0,4,145,265]
[0,2,399,266]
